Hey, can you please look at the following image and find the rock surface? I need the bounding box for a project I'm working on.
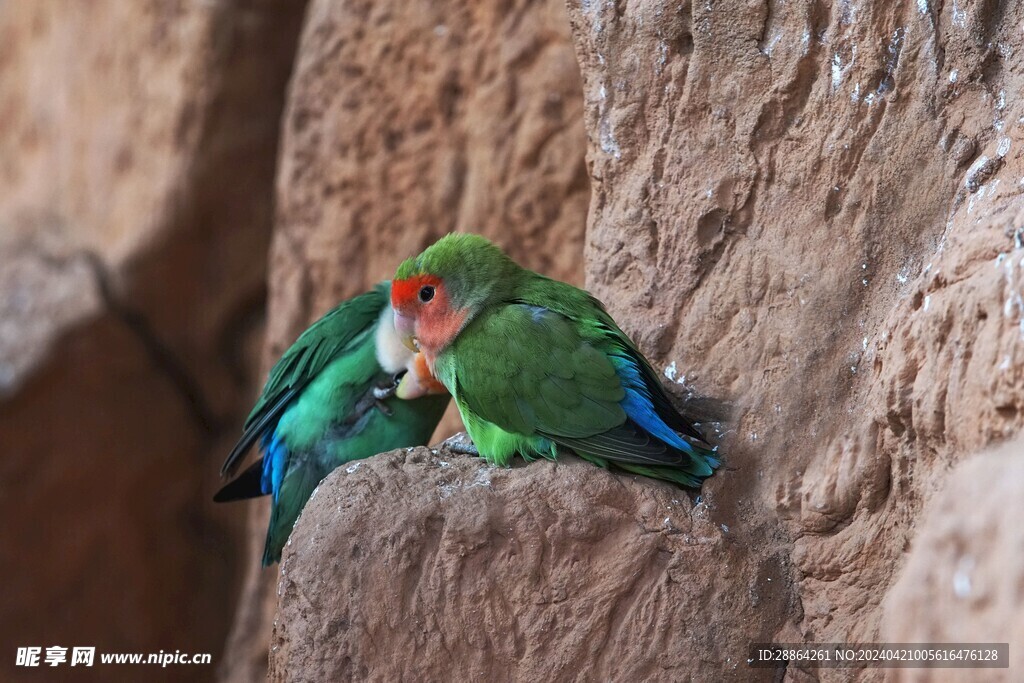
[0,0,305,678]
[271,447,790,682]
[265,0,590,359]
[882,437,1024,681]
[563,0,1024,670]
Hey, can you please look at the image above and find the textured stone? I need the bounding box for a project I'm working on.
[10,0,1018,677]
[563,0,1024,672]
[270,447,791,682]
[882,437,1024,682]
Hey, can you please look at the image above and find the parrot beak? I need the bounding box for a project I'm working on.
[396,354,447,399]
[393,310,418,352]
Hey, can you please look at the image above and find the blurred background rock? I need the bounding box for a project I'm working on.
[1,1,305,681]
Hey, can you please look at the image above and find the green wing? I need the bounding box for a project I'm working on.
[444,303,705,468]
[443,304,625,439]
[514,276,708,443]
[220,283,389,476]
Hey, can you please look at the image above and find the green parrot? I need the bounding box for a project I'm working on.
[390,234,721,487]
[215,282,450,565]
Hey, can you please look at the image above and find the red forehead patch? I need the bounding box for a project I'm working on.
[392,274,443,309]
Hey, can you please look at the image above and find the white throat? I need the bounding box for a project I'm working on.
[374,306,415,374]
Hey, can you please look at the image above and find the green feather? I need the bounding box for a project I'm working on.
[263,390,449,564]
[221,283,390,477]
[217,282,451,565]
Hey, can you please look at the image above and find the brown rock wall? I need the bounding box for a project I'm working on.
[566,0,1024,666]
[271,448,791,682]
[7,0,1019,679]
[883,437,1024,681]
[266,0,589,356]
[0,1,306,679]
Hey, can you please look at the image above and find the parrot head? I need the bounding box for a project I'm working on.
[373,302,448,399]
[391,233,519,364]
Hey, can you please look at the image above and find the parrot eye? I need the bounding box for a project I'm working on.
[418,285,435,303]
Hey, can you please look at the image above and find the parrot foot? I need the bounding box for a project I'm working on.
[372,385,396,401]
[372,372,404,401]
[374,400,394,417]
[441,432,479,457]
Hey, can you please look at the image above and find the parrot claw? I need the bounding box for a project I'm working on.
[374,399,394,417]
[372,385,395,400]
[372,372,405,401]
[441,432,479,457]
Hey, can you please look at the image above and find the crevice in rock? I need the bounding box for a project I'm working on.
[18,241,220,438]
[80,250,220,437]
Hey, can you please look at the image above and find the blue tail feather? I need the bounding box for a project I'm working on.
[260,431,288,502]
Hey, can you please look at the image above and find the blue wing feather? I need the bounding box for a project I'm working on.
[612,357,719,474]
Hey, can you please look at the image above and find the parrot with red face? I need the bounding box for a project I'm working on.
[215,282,449,565]
[390,234,720,487]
